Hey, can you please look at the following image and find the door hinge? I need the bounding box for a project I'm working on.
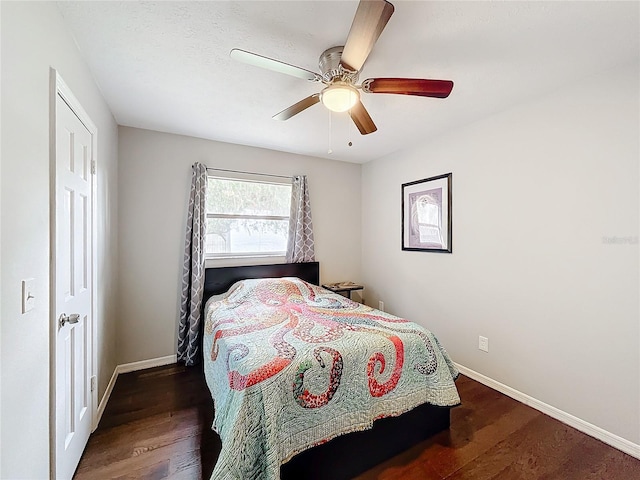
[91,161,96,175]
[90,375,96,393]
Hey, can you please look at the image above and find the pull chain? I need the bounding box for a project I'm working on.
[348,109,354,147]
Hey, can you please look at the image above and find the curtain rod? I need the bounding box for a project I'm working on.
[206,167,292,180]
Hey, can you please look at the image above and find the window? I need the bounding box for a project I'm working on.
[205,175,292,258]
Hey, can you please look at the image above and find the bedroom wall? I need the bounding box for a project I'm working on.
[361,61,639,447]
[0,2,119,478]
[117,127,362,364]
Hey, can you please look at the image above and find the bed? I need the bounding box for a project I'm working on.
[201,262,460,480]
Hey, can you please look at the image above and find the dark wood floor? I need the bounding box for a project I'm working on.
[75,364,640,479]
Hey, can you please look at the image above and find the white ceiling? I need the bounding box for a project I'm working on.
[56,1,639,164]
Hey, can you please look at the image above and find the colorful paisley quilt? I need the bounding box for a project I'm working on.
[203,277,460,480]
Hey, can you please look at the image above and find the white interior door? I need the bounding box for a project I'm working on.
[54,92,94,480]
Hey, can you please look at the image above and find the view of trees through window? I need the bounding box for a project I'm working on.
[206,176,291,256]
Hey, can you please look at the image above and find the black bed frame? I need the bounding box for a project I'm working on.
[203,261,321,297]
[202,262,451,479]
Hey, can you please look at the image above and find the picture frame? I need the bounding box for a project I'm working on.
[402,173,452,253]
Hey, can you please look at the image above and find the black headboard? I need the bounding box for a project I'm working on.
[202,262,320,305]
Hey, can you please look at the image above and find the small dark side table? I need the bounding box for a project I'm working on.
[322,282,364,300]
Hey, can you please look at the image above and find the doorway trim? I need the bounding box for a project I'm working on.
[49,68,99,477]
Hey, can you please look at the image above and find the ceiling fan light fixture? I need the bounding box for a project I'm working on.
[321,83,360,112]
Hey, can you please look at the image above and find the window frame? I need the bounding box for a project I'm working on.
[204,172,292,264]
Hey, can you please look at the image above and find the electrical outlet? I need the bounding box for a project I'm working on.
[478,336,489,353]
[378,300,385,312]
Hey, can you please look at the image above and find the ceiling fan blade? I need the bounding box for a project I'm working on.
[340,0,394,72]
[273,94,321,121]
[349,100,377,135]
[230,49,321,82]
[362,78,454,98]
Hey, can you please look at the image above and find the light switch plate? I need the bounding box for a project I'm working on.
[22,279,35,313]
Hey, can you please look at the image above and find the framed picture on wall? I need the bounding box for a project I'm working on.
[402,173,452,253]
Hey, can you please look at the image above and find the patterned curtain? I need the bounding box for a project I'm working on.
[286,175,315,263]
[178,162,207,366]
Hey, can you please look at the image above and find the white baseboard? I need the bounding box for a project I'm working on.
[94,354,178,427]
[455,362,640,460]
[95,367,119,428]
[117,354,177,374]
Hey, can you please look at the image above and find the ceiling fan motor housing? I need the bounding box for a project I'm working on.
[319,46,359,84]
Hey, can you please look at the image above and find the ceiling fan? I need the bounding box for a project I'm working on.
[230,0,453,135]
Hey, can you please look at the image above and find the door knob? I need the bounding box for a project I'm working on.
[59,313,80,328]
